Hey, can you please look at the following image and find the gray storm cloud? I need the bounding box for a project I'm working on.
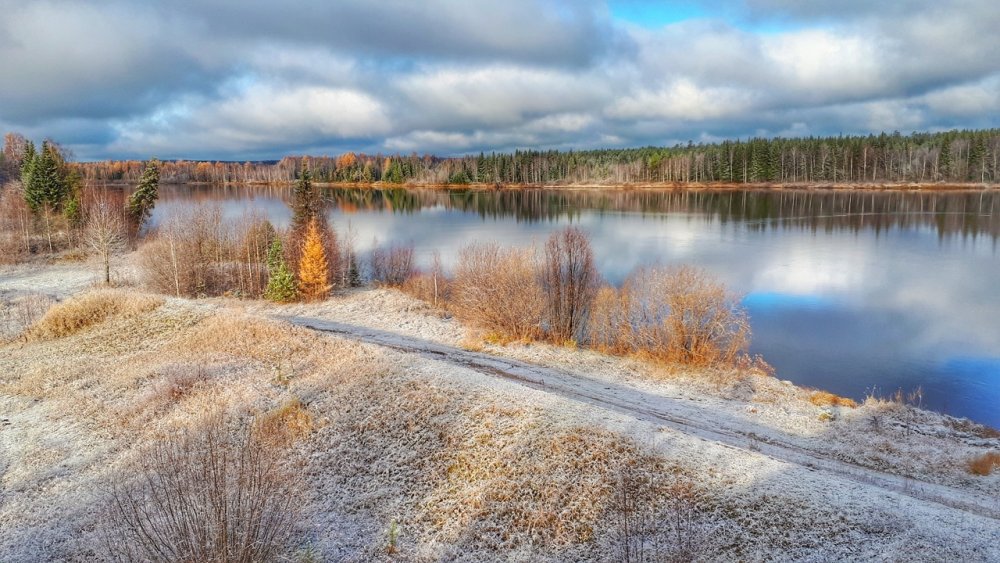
[0,0,997,160]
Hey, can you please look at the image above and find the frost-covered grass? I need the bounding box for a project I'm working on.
[1,268,999,560]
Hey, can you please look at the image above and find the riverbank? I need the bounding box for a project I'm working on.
[83,179,1000,192]
[1,258,998,560]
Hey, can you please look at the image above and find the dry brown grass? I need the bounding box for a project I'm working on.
[400,251,448,309]
[809,391,859,408]
[256,397,314,446]
[967,452,1000,476]
[24,289,162,341]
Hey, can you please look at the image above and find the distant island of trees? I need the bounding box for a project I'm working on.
[3,128,999,187]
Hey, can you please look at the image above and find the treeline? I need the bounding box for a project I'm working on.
[65,129,1000,186]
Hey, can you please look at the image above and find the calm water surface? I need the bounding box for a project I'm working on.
[149,185,1000,427]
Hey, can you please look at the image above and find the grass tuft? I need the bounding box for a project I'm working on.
[967,452,1000,476]
[24,290,163,341]
[809,391,858,408]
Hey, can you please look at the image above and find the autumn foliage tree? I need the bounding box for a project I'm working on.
[297,218,331,301]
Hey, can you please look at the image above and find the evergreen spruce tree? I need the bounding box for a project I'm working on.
[938,139,953,180]
[291,161,318,235]
[297,218,331,302]
[264,237,297,302]
[19,141,36,190]
[24,141,68,213]
[127,158,160,228]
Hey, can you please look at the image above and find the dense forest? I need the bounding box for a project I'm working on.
[4,129,1000,187]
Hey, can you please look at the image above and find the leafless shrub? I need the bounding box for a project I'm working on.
[24,290,162,341]
[139,206,229,297]
[0,292,55,341]
[154,364,210,403]
[83,199,127,285]
[610,466,716,562]
[450,242,544,341]
[103,416,301,562]
[611,466,658,563]
[0,186,32,263]
[542,226,599,343]
[370,242,416,286]
[401,250,448,308]
[233,213,275,298]
[589,266,750,368]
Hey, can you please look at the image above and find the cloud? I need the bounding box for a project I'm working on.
[0,0,997,160]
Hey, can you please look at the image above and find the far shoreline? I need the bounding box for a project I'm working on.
[83,180,1000,192]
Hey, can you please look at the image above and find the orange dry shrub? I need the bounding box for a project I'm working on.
[967,452,1000,476]
[588,266,750,368]
[809,391,858,408]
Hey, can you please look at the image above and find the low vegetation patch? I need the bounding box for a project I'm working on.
[103,416,302,562]
[967,452,1000,476]
[809,391,858,408]
[24,289,162,341]
[257,397,314,446]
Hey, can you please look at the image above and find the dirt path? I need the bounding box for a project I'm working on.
[281,315,1000,522]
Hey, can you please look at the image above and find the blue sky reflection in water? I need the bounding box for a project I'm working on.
[149,186,1000,427]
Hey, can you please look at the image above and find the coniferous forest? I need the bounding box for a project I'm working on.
[41,128,1000,186]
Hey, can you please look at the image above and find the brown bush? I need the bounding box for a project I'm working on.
[967,452,1000,476]
[138,206,230,297]
[589,266,750,368]
[233,212,275,298]
[542,226,599,343]
[0,292,55,341]
[400,251,447,308]
[370,242,416,286]
[450,242,544,341]
[0,187,31,263]
[103,416,300,562]
[809,391,858,408]
[138,206,276,298]
[24,290,162,340]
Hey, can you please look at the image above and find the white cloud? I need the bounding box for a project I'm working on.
[0,0,997,159]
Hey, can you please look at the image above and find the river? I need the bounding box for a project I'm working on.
[147,185,1000,427]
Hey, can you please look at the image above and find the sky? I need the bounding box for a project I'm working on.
[1,0,998,161]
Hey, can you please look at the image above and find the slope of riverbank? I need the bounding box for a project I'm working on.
[1,260,998,560]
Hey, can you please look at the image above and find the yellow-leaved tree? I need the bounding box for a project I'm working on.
[297,217,331,301]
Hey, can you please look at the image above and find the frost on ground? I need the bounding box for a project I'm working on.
[0,271,999,560]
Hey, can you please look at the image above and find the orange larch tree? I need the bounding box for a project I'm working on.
[297,217,331,301]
